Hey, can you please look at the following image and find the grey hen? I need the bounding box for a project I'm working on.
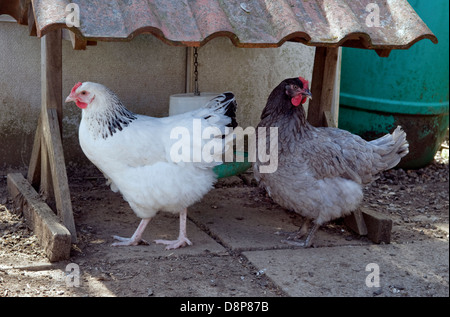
[253,76,409,247]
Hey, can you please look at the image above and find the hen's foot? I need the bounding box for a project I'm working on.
[111,218,152,247]
[275,230,305,240]
[111,235,149,246]
[154,237,192,250]
[155,208,193,250]
[281,238,307,247]
[279,223,319,248]
[276,232,308,247]
[275,219,310,240]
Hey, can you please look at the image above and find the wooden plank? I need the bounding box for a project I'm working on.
[362,208,393,244]
[62,29,96,48]
[344,209,368,236]
[7,173,71,262]
[42,108,77,243]
[41,29,63,132]
[323,111,333,128]
[27,116,42,189]
[329,47,342,128]
[40,30,77,243]
[27,1,36,36]
[39,130,53,201]
[375,49,392,58]
[68,30,87,50]
[307,47,339,127]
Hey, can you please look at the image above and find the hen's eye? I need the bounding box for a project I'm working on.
[81,91,87,95]
[292,85,298,90]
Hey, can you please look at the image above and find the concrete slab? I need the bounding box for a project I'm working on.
[189,187,371,251]
[243,240,449,297]
[74,194,228,262]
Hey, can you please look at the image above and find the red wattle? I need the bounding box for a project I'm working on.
[301,96,307,104]
[291,96,302,106]
[76,100,88,109]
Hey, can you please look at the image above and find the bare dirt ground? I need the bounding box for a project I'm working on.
[0,140,448,297]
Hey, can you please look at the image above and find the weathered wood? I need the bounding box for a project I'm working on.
[362,208,393,244]
[41,29,63,131]
[40,130,53,201]
[344,209,368,236]
[27,1,36,36]
[323,111,333,128]
[375,49,392,58]
[7,173,71,262]
[307,47,339,127]
[27,116,42,188]
[69,30,87,50]
[42,108,77,242]
[39,30,77,243]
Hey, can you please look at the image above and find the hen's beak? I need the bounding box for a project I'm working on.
[65,94,75,103]
[303,89,312,100]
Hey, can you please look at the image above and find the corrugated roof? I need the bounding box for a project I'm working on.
[2,0,437,49]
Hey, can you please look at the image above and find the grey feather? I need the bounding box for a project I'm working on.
[254,78,409,227]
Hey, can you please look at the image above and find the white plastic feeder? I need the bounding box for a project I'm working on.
[169,92,220,116]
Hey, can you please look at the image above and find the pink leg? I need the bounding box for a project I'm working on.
[154,208,192,250]
[112,218,151,246]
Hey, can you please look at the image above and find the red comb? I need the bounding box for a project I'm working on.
[298,76,309,89]
[71,82,82,94]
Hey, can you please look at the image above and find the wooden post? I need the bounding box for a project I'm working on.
[42,108,76,241]
[20,30,77,246]
[307,46,377,239]
[9,30,77,259]
[41,29,63,132]
[27,116,41,188]
[41,30,76,242]
[307,47,339,127]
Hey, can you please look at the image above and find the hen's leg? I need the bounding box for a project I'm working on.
[281,223,320,247]
[154,208,192,250]
[275,219,310,239]
[303,223,319,247]
[112,218,151,246]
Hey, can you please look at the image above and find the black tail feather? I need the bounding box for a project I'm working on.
[223,92,238,129]
[207,92,238,129]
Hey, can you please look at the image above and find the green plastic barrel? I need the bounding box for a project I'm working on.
[213,151,251,179]
[339,0,449,169]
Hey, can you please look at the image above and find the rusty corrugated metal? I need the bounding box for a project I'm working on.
[2,0,438,49]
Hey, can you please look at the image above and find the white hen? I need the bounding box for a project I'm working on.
[65,82,237,249]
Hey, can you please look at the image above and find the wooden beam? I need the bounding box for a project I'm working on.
[7,173,71,262]
[42,108,76,242]
[362,208,393,244]
[307,47,339,127]
[40,30,77,243]
[375,49,392,58]
[41,29,63,132]
[10,29,77,254]
[27,116,41,188]
[62,29,97,49]
[69,30,87,50]
[40,129,53,201]
[27,1,36,36]
[344,209,368,236]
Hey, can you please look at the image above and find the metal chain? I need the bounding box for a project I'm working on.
[193,47,200,96]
